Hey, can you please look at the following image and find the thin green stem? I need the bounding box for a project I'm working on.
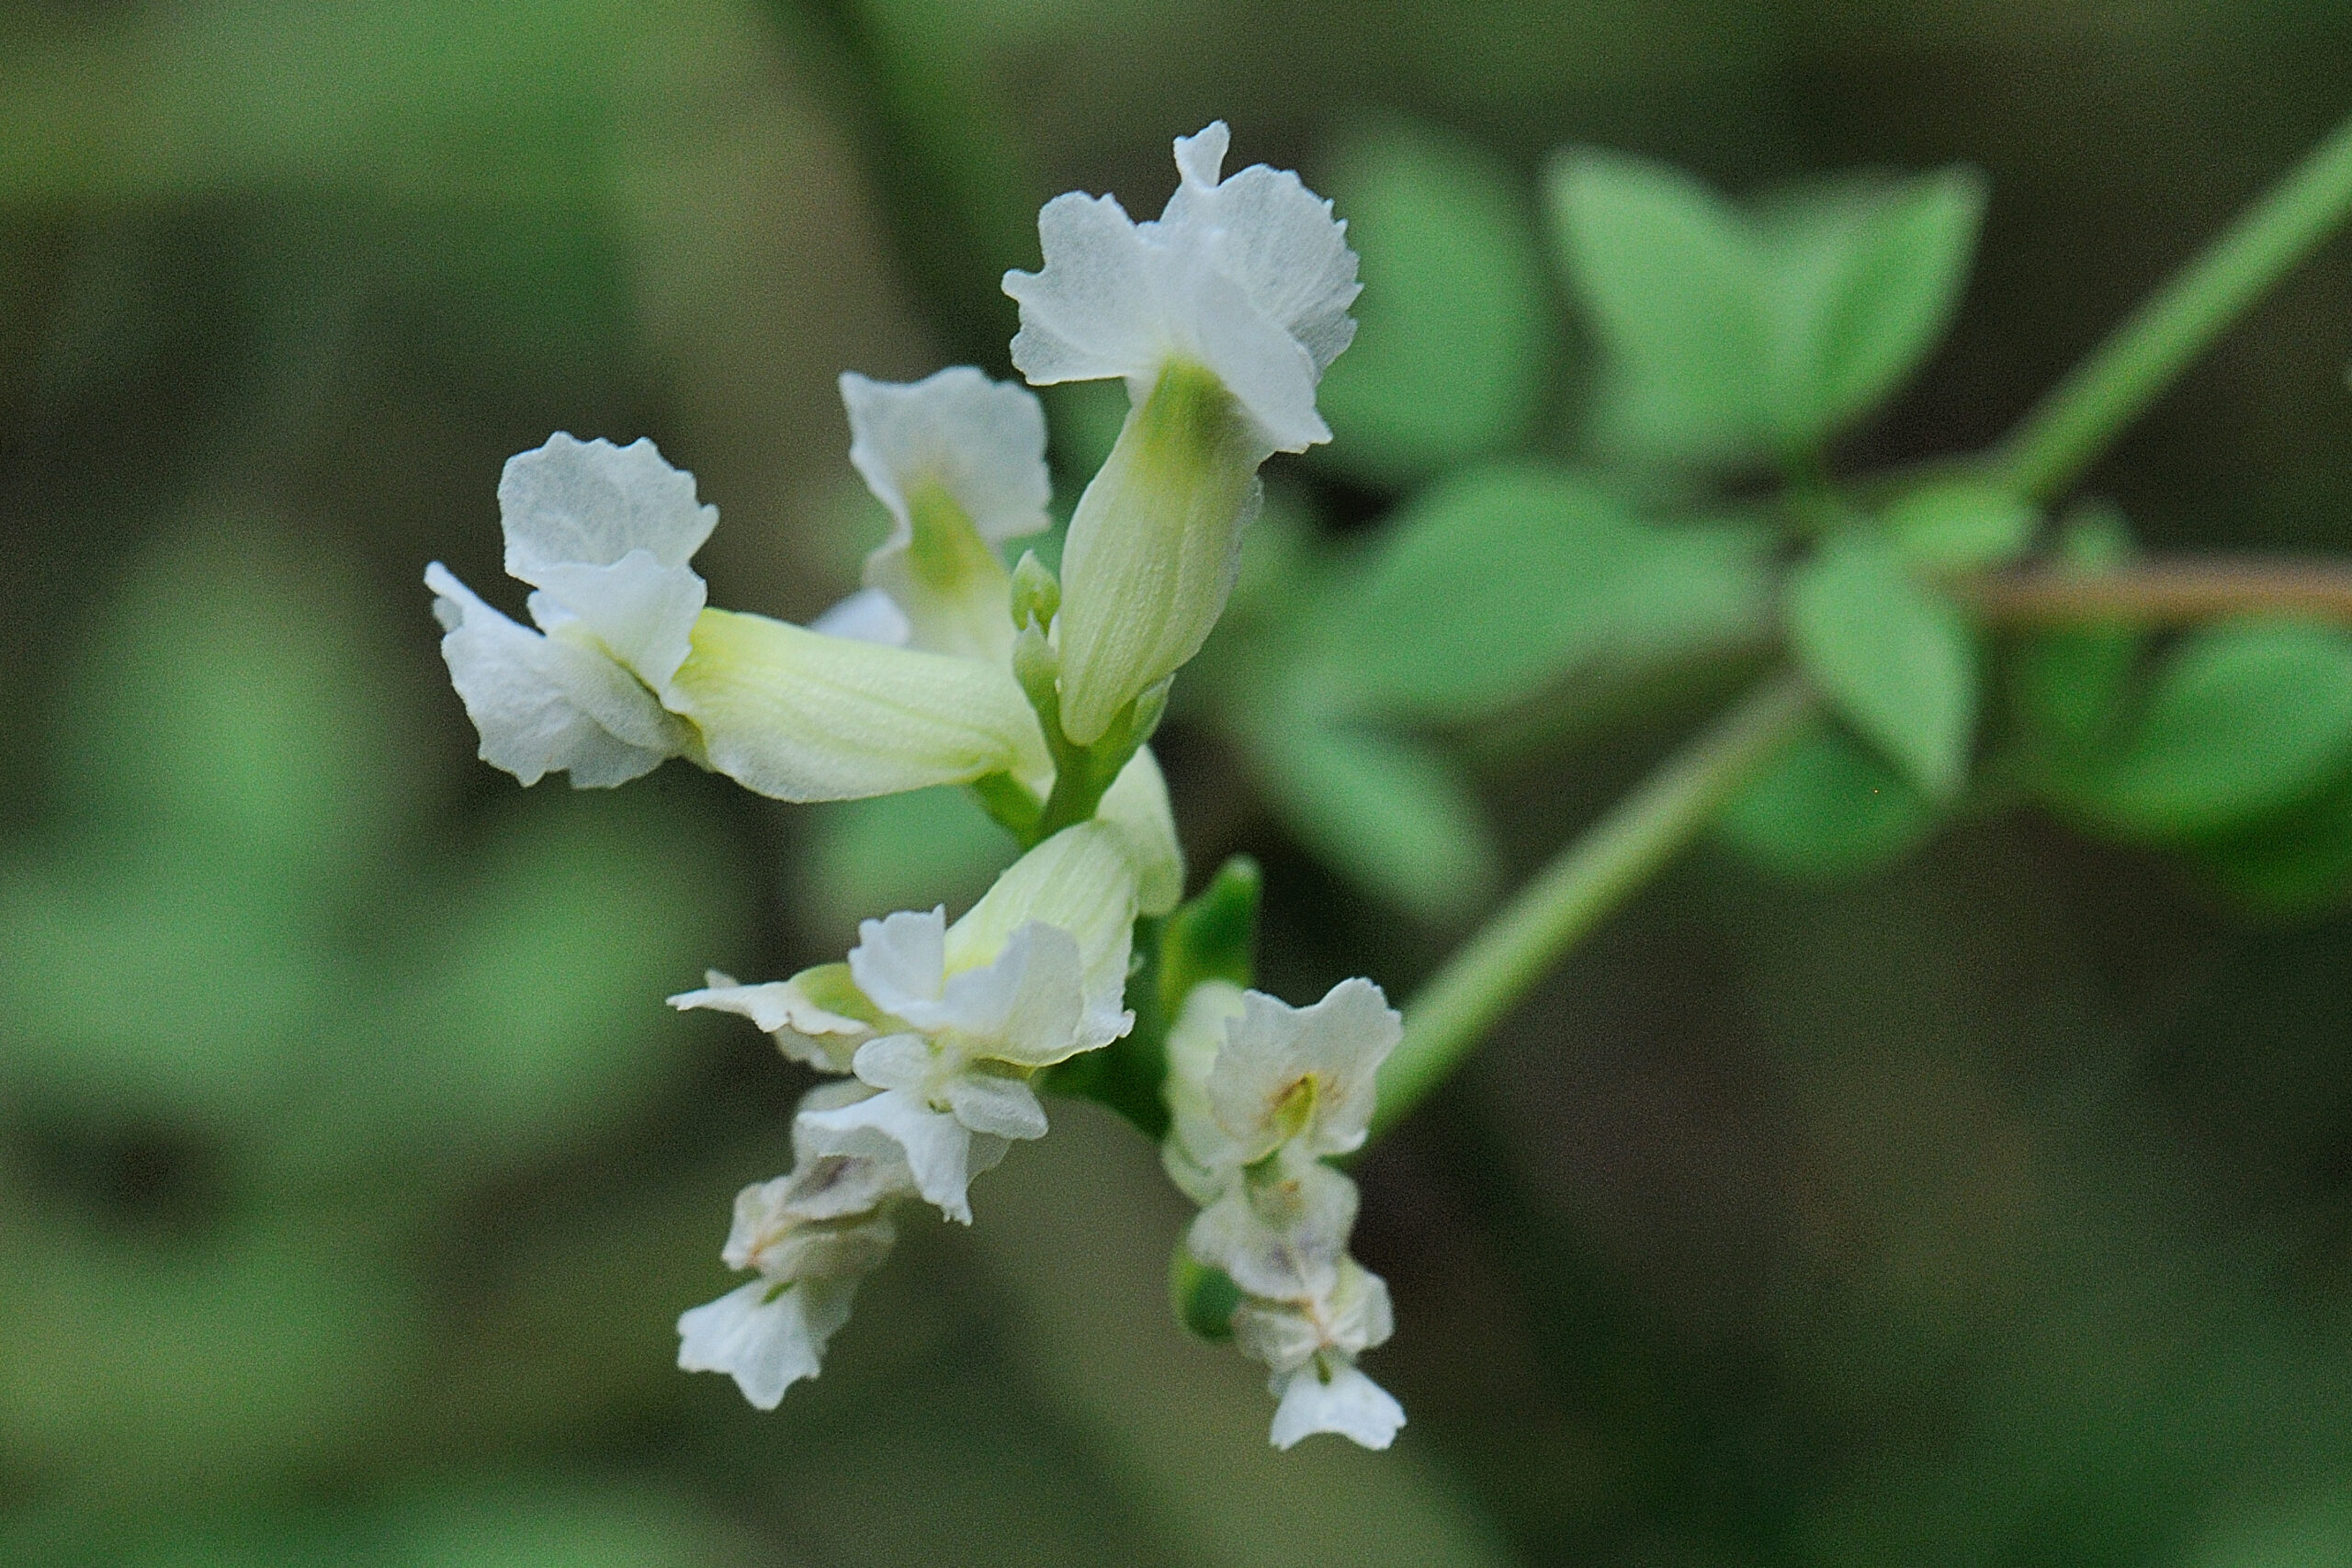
[1993,107,2352,502]
[1371,672,1817,1140]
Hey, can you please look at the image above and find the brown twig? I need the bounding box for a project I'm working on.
[1960,557,2352,626]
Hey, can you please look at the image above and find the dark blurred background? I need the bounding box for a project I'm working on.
[5,2,2352,1564]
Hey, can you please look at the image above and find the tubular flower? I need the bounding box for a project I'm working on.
[428,434,1049,801]
[1160,976,1408,1450]
[1003,122,1361,744]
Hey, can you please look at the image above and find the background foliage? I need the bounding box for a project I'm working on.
[5,2,2352,1564]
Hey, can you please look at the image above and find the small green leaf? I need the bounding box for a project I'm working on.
[2065,620,2352,839]
[1716,721,1940,879]
[1549,148,1770,465]
[1315,118,1555,487]
[1309,462,1771,722]
[1787,532,1978,800]
[1244,715,1498,923]
[1883,479,2037,570]
[1763,168,1986,444]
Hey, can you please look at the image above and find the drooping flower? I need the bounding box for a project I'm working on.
[1158,970,1408,1450]
[1002,122,1362,746]
[428,434,1050,800]
[675,1081,912,1409]
[1236,1260,1406,1451]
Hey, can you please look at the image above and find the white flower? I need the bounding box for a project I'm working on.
[429,433,1052,800]
[840,368,1048,667]
[1205,977,1399,1164]
[1189,1147,1360,1299]
[1098,745,1185,917]
[1001,127,1359,744]
[690,823,1141,1224]
[1003,122,1358,454]
[676,1276,860,1410]
[428,434,708,786]
[1232,1258,1403,1450]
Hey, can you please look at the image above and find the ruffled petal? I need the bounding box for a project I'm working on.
[1188,1156,1358,1300]
[797,1087,981,1224]
[526,550,706,690]
[842,368,1051,548]
[932,922,1090,1066]
[1206,977,1401,1161]
[668,968,872,1073]
[425,562,682,788]
[942,1072,1050,1141]
[846,908,947,1020]
[500,433,716,581]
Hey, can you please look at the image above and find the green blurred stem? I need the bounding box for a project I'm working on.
[1371,672,1815,1140]
[1993,107,2352,502]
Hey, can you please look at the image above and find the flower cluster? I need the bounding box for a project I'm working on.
[425,124,1396,1447]
[1162,978,1407,1449]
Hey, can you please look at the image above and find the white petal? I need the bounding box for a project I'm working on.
[1098,746,1185,917]
[809,586,913,647]
[850,1032,935,1093]
[1188,1156,1358,1300]
[797,1087,980,1224]
[946,823,1138,1027]
[847,908,947,1019]
[527,550,706,690]
[1207,978,1401,1161]
[1162,979,1249,1177]
[1230,1296,1323,1377]
[667,969,870,1074]
[425,562,680,788]
[665,608,1051,802]
[1269,1359,1405,1451]
[500,433,717,581]
[1159,143,1362,375]
[1171,121,1232,190]
[943,1072,1050,1140]
[927,922,1089,1066]
[676,1277,856,1410]
[842,367,1051,547]
[1004,192,1164,387]
[721,1179,898,1279]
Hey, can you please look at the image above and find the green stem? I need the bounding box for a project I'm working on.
[1371,672,1816,1140]
[1993,107,2352,502]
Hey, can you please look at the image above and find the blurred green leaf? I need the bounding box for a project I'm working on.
[1762,168,1985,446]
[1169,1247,1242,1342]
[1243,714,1498,924]
[1884,479,2038,570]
[2188,768,2352,915]
[1787,532,1977,800]
[1716,721,1939,879]
[1307,462,1770,722]
[1550,148,1770,465]
[1550,151,1983,464]
[0,1196,421,1506]
[2062,620,2352,840]
[1156,854,1263,1012]
[1314,118,1554,487]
